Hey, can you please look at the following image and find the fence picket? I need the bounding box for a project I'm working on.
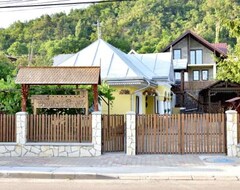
[0,114,16,142]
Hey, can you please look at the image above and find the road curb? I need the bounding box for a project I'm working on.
[0,172,240,181]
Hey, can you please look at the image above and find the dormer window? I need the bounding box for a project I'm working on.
[190,49,203,64]
[173,49,181,60]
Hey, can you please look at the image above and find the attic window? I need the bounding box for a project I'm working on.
[173,49,181,60]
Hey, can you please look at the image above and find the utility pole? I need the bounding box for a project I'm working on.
[93,20,102,39]
[28,38,34,66]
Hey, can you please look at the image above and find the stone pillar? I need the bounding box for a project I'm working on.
[92,111,102,156]
[159,101,164,115]
[126,111,136,155]
[16,112,28,145]
[226,110,238,157]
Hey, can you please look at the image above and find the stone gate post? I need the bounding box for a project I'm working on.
[92,111,102,156]
[126,111,136,155]
[225,110,238,157]
[16,112,28,145]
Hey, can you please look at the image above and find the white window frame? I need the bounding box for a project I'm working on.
[193,70,200,81]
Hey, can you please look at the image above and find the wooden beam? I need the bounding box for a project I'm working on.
[92,84,99,111]
[180,70,185,107]
[21,84,29,112]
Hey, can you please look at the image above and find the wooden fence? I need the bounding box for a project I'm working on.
[102,114,125,152]
[0,114,16,142]
[238,114,240,144]
[136,113,226,154]
[27,114,92,143]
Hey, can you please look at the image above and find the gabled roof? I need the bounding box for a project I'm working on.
[15,66,101,85]
[57,39,163,82]
[161,30,227,57]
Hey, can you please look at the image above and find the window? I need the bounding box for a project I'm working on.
[193,70,200,81]
[190,50,203,64]
[202,70,209,81]
[173,49,181,59]
[175,72,181,80]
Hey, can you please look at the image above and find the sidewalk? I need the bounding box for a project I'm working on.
[0,153,240,180]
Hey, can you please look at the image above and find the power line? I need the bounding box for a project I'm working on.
[0,0,133,9]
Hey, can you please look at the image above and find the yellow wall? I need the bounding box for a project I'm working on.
[101,84,172,114]
[101,86,137,114]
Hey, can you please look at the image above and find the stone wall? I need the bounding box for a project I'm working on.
[0,112,102,157]
[0,143,97,157]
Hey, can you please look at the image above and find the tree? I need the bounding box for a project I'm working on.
[0,76,21,113]
[217,15,240,83]
[0,52,14,81]
[217,53,240,83]
[7,42,28,56]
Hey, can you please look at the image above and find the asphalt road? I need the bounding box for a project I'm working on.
[0,179,239,190]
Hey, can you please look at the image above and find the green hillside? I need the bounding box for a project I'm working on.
[0,0,239,66]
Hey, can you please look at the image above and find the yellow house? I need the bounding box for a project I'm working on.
[54,39,175,114]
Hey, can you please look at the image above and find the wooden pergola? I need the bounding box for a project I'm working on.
[15,66,101,112]
[199,81,240,113]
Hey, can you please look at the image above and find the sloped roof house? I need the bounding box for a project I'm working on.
[55,39,175,114]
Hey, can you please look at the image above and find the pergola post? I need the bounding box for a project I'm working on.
[180,70,185,107]
[21,84,29,112]
[92,84,99,111]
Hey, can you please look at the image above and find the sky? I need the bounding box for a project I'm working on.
[0,0,101,28]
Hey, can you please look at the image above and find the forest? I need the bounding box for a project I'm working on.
[0,0,240,113]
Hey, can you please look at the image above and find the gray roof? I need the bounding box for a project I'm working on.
[55,39,174,84]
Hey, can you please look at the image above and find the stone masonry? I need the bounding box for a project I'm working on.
[126,112,136,155]
[226,110,238,157]
[0,112,102,157]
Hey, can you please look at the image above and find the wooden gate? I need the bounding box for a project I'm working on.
[136,113,226,154]
[102,114,125,152]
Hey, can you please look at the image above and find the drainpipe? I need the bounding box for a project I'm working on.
[131,80,151,112]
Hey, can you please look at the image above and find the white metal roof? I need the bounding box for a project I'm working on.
[57,39,151,80]
[131,52,174,82]
[53,54,74,66]
[56,39,174,83]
